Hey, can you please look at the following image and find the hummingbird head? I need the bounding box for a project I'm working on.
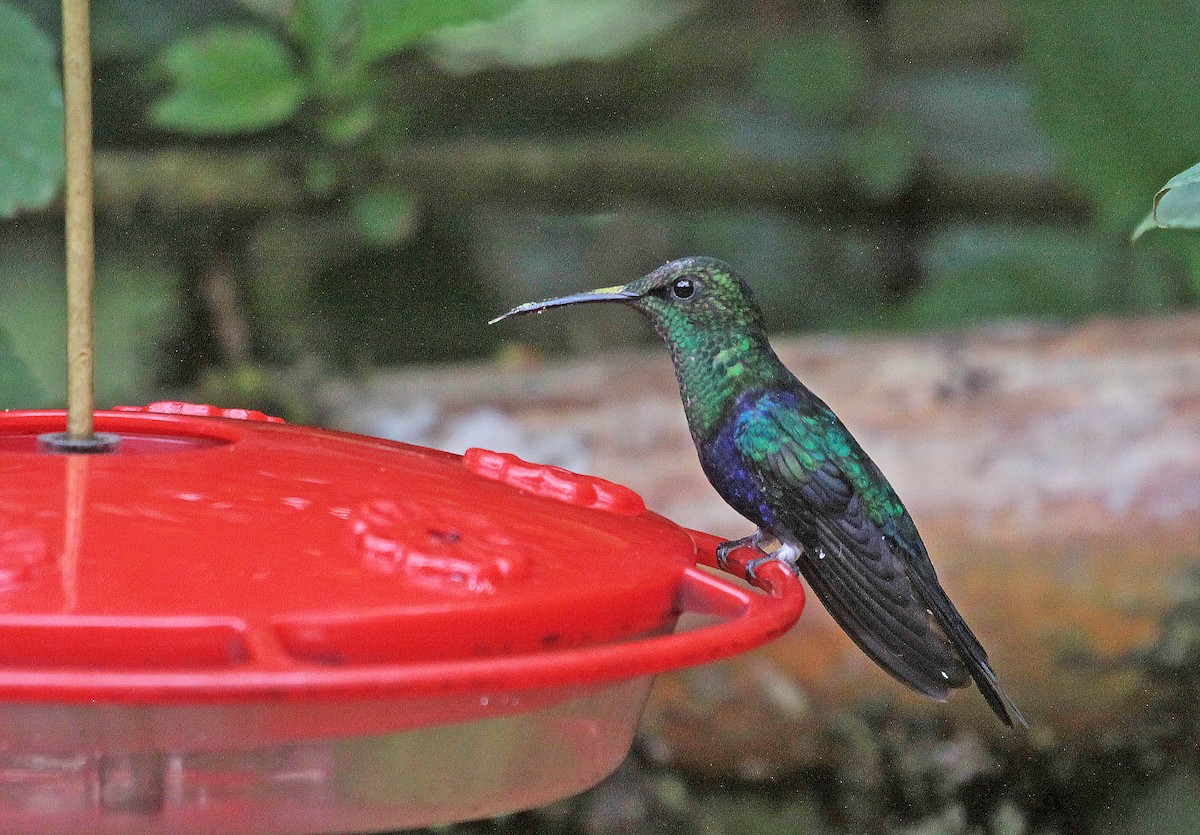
[491,257,784,436]
[488,256,767,340]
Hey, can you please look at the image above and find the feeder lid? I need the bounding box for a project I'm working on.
[0,406,803,704]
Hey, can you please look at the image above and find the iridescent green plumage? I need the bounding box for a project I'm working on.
[491,256,1025,727]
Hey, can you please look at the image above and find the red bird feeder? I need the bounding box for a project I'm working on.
[0,404,805,834]
[6,3,804,829]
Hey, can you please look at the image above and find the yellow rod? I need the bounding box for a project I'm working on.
[61,0,95,439]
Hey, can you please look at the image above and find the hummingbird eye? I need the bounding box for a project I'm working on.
[670,276,698,300]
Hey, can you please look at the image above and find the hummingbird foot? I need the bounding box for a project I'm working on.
[744,541,803,584]
[715,529,767,571]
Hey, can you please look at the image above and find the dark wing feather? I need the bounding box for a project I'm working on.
[735,396,1024,725]
[883,513,1026,726]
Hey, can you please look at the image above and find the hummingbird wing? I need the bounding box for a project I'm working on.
[733,392,1023,725]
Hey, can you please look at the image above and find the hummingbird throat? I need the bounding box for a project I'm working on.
[669,328,784,438]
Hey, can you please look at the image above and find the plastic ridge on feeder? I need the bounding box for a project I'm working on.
[0,404,804,834]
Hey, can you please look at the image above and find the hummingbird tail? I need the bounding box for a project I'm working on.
[965,657,1028,728]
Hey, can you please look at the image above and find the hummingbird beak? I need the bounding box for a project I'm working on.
[488,284,639,324]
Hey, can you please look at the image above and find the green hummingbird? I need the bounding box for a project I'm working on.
[490,256,1025,726]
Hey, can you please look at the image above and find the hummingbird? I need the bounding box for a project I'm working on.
[490,256,1025,727]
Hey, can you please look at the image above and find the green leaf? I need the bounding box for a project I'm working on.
[0,1,63,217]
[0,322,43,408]
[151,27,307,135]
[1018,0,1200,226]
[1152,161,1200,230]
[361,0,522,62]
[291,0,362,54]
[426,0,688,70]
[1131,209,1159,242]
[290,0,370,99]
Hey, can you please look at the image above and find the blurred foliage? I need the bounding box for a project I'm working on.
[755,34,866,119]
[152,27,308,134]
[0,1,63,218]
[358,0,522,61]
[0,1,58,408]
[427,0,692,71]
[910,225,1183,327]
[309,216,494,366]
[353,187,418,246]
[1097,770,1200,835]
[844,118,919,202]
[75,1,243,61]
[1017,0,1200,298]
[152,0,522,141]
[143,0,694,386]
[147,0,531,350]
[0,322,42,408]
[1018,0,1200,227]
[0,0,1198,408]
[749,33,919,202]
[0,232,178,407]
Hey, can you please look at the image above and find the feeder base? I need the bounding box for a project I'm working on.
[0,677,651,835]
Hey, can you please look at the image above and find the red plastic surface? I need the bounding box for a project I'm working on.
[463,448,645,516]
[0,409,804,707]
[112,401,285,423]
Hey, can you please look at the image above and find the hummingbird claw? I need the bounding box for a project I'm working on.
[715,541,735,571]
[743,555,768,583]
[745,541,803,583]
[715,530,768,573]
